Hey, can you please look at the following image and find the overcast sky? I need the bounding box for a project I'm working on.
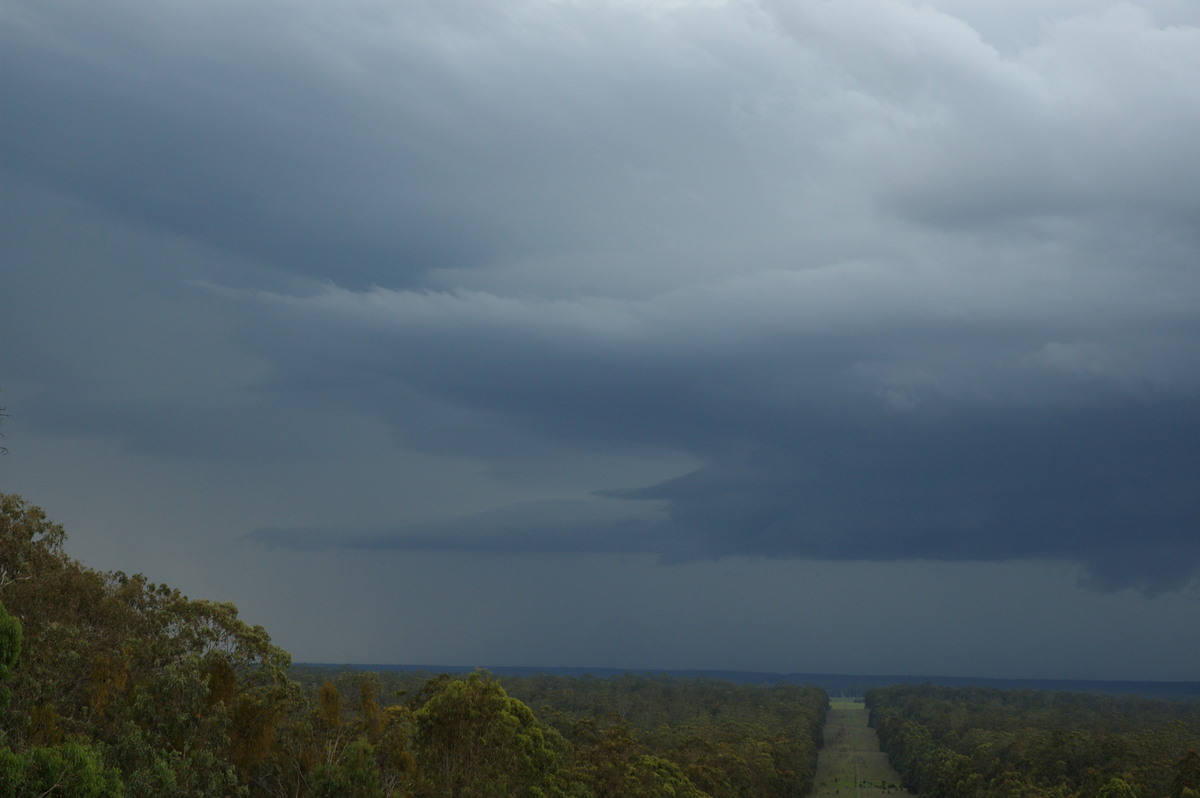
[3,0,1199,682]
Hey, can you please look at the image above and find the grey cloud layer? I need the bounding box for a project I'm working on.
[4,0,1199,595]
[4,0,817,286]
[241,264,1200,593]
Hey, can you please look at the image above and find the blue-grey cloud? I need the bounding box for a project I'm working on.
[246,498,673,554]
[609,402,1200,594]
[237,273,1200,594]
[1,0,809,289]
[5,0,1200,681]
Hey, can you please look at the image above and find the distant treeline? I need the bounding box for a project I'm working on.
[324,663,1200,700]
[867,683,1200,798]
[0,494,826,797]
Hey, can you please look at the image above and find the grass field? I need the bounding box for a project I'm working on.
[811,699,910,798]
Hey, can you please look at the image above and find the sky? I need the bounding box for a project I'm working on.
[2,0,1199,682]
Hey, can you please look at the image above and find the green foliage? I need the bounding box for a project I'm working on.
[867,684,1200,798]
[623,753,709,798]
[0,601,21,714]
[0,603,20,681]
[0,495,832,798]
[1175,750,1200,798]
[0,494,289,797]
[309,739,384,798]
[414,672,570,797]
[0,741,124,798]
[1098,776,1140,798]
[281,668,828,798]
[504,673,826,798]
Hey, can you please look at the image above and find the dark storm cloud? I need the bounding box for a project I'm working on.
[239,266,1200,594]
[1,0,501,284]
[0,0,798,288]
[249,401,1200,589]
[607,403,1200,595]
[5,0,1200,605]
[246,497,674,554]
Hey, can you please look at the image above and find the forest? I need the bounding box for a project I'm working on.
[6,491,1200,797]
[867,683,1200,798]
[0,493,826,797]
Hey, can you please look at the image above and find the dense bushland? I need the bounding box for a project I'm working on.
[293,668,828,798]
[867,683,1200,798]
[0,494,826,797]
[509,671,827,798]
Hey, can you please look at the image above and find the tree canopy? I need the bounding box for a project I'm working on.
[0,494,828,797]
[867,683,1200,798]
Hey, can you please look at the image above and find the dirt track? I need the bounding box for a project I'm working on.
[811,700,910,798]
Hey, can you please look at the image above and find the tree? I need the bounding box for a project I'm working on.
[0,494,292,796]
[309,739,384,798]
[0,741,124,798]
[0,598,124,797]
[1098,776,1140,798]
[1174,750,1200,798]
[414,673,571,798]
[0,598,20,710]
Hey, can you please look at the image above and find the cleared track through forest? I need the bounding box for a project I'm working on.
[811,699,911,798]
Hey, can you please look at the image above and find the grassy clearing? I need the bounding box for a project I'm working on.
[811,702,910,798]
